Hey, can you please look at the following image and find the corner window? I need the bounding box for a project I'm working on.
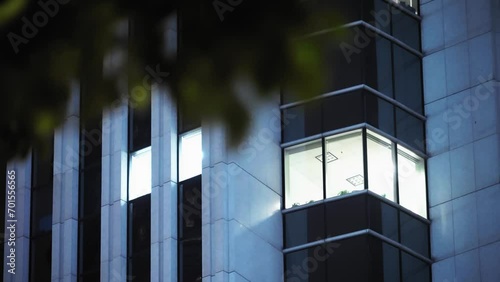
[398,146,427,217]
[284,140,323,208]
[367,131,396,201]
[179,128,202,182]
[129,146,152,200]
[283,128,427,218]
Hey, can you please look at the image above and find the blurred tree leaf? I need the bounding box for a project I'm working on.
[0,0,341,161]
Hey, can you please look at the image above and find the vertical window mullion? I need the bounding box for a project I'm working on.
[362,127,369,190]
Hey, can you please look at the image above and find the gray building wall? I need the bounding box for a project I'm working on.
[201,94,283,282]
[421,0,500,280]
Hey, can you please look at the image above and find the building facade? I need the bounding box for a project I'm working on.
[1,0,500,281]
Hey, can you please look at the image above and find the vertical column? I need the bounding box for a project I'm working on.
[101,102,129,282]
[151,86,178,282]
[421,0,500,280]
[51,84,80,282]
[3,155,31,282]
[202,96,284,281]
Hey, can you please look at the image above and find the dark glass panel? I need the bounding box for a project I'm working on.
[180,176,202,241]
[325,194,367,237]
[129,194,151,255]
[322,91,364,132]
[128,251,151,282]
[31,187,53,234]
[129,101,152,152]
[32,150,53,187]
[367,236,401,282]
[328,28,363,91]
[400,211,429,257]
[365,94,395,136]
[393,45,423,114]
[382,242,401,282]
[285,247,327,282]
[79,216,101,273]
[30,235,52,282]
[401,252,431,282]
[81,123,102,168]
[392,7,421,50]
[80,165,102,217]
[367,0,392,35]
[326,236,372,281]
[364,36,394,98]
[395,108,425,152]
[79,272,100,282]
[284,204,325,248]
[282,101,322,143]
[368,196,399,242]
[180,240,202,282]
[178,106,201,134]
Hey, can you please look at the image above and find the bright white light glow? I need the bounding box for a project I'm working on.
[179,128,202,182]
[129,146,152,200]
[285,140,323,208]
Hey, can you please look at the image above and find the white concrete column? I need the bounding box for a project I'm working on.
[151,86,178,282]
[3,154,32,282]
[201,96,284,282]
[101,101,129,282]
[51,84,80,282]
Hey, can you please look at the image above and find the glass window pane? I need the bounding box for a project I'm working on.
[79,217,101,273]
[322,91,364,132]
[367,130,396,201]
[392,7,420,50]
[400,211,430,257]
[129,195,151,255]
[368,196,399,242]
[179,128,203,182]
[129,146,152,200]
[393,45,423,114]
[180,176,202,241]
[367,236,401,282]
[282,101,322,143]
[128,251,151,282]
[365,36,394,97]
[398,145,427,218]
[285,140,323,208]
[325,194,368,237]
[180,240,202,282]
[285,247,327,282]
[401,252,431,282]
[284,204,325,248]
[31,187,53,234]
[396,108,425,152]
[365,94,395,136]
[30,235,52,282]
[129,101,151,152]
[80,165,101,217]
[325,130,364,198]
[326,235,372,281]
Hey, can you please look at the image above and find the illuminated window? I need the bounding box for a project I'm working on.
[398,145,427,217]
[325,130,364,198]
[367,131,396,201]
[129,146,152,200]
[284,140,323,208]
[179,128,202,182]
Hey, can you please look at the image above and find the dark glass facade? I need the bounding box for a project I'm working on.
[128,93,152,281]
[282,0,428,280]
[30,138,54,282]
[178,109,202,282]
[78,93,102,282]
[178,175,202,282]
